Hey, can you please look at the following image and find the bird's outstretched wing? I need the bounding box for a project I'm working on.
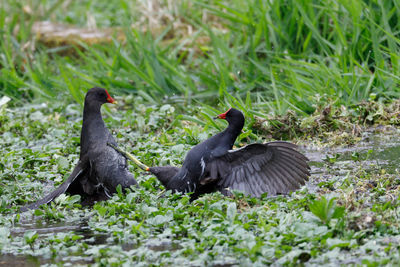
[20,156,88,212]
[203,141,310,197]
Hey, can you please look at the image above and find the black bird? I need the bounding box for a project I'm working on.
[21,87,137,211]
[114,108,310,199]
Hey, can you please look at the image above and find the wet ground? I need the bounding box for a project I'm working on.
[306,127,400,173]
[305,127,400,193]
[2,127,400,266]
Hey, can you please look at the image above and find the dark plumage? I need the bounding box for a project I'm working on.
[148,108,310,198]
[21,87,137,211]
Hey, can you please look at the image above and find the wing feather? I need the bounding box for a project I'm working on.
[249,163,269,196]
[265,163,292,192]
[270,164,298,192]
[210,161,218,179]
[242,166,258,195]
[274,156,310,183]
[209,142,309,197]
[257,170,273,194]
[246,161,255,174]
[252,160,261,172]
[277,149,310,165]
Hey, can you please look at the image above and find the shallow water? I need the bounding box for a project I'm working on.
[305,127,400,179]
[2,214,182,266]
[3,127,400,265]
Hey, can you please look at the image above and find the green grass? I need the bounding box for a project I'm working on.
[1,0,400,115]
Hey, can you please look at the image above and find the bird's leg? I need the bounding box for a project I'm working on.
[107,143,150,171]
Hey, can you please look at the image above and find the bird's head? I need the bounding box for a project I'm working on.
[148,166,180,188]
[214,107,244,125]
[85,87,116,105]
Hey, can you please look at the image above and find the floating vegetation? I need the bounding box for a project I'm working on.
[1,101,400,265]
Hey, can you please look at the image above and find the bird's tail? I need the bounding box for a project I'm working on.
[20,158,86,212]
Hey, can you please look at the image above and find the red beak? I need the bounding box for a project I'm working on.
[214,108,231,120]
[105,90,115,104]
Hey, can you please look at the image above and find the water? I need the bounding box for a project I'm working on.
[305,127,400,180]
[1,215,181,266]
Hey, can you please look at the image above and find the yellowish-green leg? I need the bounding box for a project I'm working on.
[108,143,150,171]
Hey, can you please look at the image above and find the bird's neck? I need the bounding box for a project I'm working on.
[80,102,106,158]
[221,119,244,147]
